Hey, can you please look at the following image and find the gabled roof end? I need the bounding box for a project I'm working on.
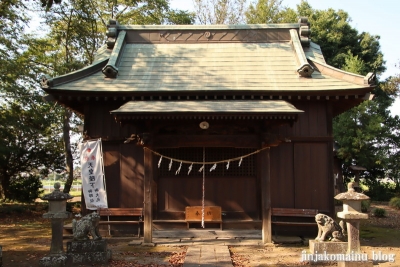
[364,72,376,86]
[290,27,314,77]
[102,30,127,78]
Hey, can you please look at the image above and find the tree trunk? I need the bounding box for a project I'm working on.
[0,174,12,200]
[63,109,74,194]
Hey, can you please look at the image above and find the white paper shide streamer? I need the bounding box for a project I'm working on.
[150,147,270,228]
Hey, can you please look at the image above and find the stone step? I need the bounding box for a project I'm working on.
[183,245,233,267]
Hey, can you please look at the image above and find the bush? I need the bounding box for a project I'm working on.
[8,175,44,203]
[361,200,371,213]
[0,204,27,214]
[373,208,386,217]
[389,197,400,210]
[362,180,396,201]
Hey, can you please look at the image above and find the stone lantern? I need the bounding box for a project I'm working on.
[39,182,73,267]
[335,182,372,267]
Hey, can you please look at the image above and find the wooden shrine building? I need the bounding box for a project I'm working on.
[40,18,375,244]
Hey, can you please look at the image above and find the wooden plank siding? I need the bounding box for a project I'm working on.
[292,101,328,136]
[120,144,144,208]
[82,97,334,231]
[157,176,257,220]
[102,143,144,208]
[270,143,294,208]
[85,103,138,140]
[270,101,333,214]
[294,143,330,212]
[102,143,121,207]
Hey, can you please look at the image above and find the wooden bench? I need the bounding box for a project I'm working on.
[185,206,222,230]
[271,208,318,238]
[98,208,143,237]
[271,208,318,226]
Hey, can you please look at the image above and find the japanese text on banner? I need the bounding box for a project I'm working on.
[80,139,108,210]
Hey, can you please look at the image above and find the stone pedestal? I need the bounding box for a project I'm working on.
[66,240,111,265]
[309,240,347,254]
[38,255,68,267]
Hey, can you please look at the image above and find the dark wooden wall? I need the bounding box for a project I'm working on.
[85,100,334,218]
[102,143,144,208]
[271,101,333,214]
[157,176,257,219]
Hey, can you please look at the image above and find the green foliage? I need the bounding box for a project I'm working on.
[0,96,66,200]
[166,10,195,25]
[0,0,68,201]
[373,208,386,217]
[282,2,400,190]
[362,180,396,201]
[193,0,247,24]
[8,175,44,203]
[389,197,400,210]
[246,0,282,24]
[343,51,367,75]
[361,200,371,213]
[0,204,26,214]
[295,2,385,75]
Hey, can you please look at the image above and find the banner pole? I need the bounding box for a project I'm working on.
[99,138,108,208]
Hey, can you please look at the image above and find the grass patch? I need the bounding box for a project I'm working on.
[360,224,400,242]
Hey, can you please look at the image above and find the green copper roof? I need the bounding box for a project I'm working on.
[47,42,371,93]
[111,100,304,114]
[40,19,374,96]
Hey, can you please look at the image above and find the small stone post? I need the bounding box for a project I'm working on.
[335,182,372,267]
[39,183,73,267]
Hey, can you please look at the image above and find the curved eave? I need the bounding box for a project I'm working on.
[40,58,110,90]
[308,57,376,87]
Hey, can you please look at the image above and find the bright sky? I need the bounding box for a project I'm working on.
[170,0,400,115]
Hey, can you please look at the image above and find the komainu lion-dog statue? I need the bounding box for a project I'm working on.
[72,212,102,241]
[315,213,346,242]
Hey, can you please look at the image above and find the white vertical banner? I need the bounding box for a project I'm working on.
[80,139,108,210]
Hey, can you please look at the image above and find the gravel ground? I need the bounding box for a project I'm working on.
[1,201,400,266]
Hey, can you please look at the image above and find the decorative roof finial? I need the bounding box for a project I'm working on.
[106,19,119,49]
[298,17,311,47]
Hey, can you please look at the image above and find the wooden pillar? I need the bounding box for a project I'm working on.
[143,147,153,244]
[260,147,272,244]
